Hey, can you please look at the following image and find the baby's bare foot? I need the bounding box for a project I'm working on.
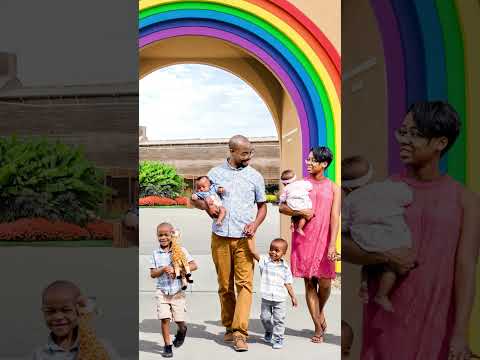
[374,295,394,312]
[216,220,223,226]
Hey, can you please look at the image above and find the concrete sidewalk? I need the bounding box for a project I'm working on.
[139,291,340,360]
[140,206,341,359]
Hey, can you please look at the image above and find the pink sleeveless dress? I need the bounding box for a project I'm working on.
[361,175,463,359]
[290,177,336,279]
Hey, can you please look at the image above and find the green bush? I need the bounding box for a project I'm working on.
[265,183,279,195]
[139,161,185,199]
[266,194,278,203]
[0,136,109,224]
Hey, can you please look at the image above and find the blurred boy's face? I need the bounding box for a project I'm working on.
[157,225,173,249]
[269,241,287,261]
[42,290,79,338]
[196,178,211,193]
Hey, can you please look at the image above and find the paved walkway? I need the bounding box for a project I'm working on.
[139,206,341,359]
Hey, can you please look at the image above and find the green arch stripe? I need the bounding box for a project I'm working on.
[435,0,466,183]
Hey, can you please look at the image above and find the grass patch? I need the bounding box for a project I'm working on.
[0,239,113,247]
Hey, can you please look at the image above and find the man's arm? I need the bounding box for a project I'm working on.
[190,197,208,211]
[244,202,267,237]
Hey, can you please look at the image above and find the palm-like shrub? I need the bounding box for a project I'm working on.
[0,136,109,224]
[139,161,185,198]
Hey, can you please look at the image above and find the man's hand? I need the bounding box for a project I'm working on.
[291,296,298,308]
[384,247,417,275]
[217,187,225,195]
[243,222,257,237]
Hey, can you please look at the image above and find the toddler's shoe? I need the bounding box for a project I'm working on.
[263,332,273,343]
[173,326,187,348]
[161,344,173,358]
[272,339,284,349]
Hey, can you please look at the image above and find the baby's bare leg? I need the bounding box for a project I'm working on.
[216,206,226,225]
[206,203,219,218]
[296,217,307,236]
[359,266,369,303]
[374,267,396,312]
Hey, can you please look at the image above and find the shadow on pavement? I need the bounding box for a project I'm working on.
[206,319,341,346]
[140,317,340,355]
[138,339,164,355]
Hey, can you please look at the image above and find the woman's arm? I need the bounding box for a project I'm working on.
[342,232,416,275]
[278,203,314,219]
[452,189,480,340]
[327,183,341,259]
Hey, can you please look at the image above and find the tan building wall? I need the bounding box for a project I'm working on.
[342,1,388,357]
[140,137,280,183]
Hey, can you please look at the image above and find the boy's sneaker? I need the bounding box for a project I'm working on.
[161,344,173,358]
[263,332,273,343]
[173,327,187,348]
[272,339,284,349]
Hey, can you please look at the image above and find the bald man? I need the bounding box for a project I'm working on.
[191,135,267,352]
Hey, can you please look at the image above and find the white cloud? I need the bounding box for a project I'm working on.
[139,64,277,140]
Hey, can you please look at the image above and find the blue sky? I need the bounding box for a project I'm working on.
[139,64,277,140]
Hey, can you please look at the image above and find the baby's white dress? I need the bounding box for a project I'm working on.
[342,180,412,252]
[279,180,313,210]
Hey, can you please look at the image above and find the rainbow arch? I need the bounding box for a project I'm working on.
[138,0,341,182]
[371,0,479,190]
[371,0,480,349]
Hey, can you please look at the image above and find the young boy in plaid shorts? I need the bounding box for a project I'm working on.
[150,222,198,358]
[248,237,298,349]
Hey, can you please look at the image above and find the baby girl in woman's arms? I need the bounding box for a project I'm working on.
[279,169,313,236]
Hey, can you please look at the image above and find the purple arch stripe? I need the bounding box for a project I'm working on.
[140,26,312,174]
[370,0,406,174]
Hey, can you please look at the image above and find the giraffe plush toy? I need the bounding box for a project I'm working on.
[77,298,110,360]
[171,230,193,290]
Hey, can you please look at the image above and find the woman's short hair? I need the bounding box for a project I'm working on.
[310,146,334,169]
[407,101,461,155]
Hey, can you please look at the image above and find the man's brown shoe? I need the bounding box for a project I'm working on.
[233,335,248,352]
[223,332,234,342]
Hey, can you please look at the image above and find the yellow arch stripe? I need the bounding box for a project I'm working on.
[455,0,480,195]
[140,0,341,184]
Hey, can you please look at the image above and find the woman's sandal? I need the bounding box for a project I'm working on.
[311,333,324,343]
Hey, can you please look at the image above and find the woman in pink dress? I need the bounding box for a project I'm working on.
[343,101,479,359]
[280,146,341,343]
